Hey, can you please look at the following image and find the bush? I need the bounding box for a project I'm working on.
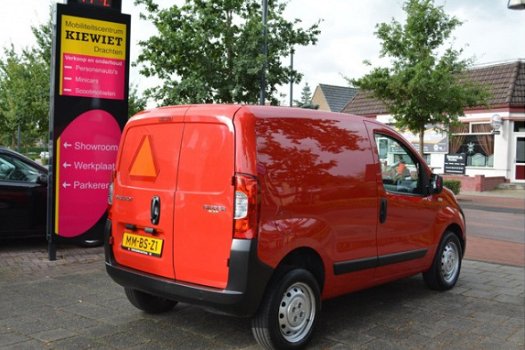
[444,180,461,195]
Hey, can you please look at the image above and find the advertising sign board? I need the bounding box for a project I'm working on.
[60,15,127,99]
[399,129,449,154]
[48,3,130,258]
[444,153,467,175]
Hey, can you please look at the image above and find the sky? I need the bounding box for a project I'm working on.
[0,0,524,105]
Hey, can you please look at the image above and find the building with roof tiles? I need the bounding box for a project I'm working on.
[343,60,525,190]
[312,84,358,112]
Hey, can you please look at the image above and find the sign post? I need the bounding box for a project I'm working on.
[444,153,467,175]
[47,1,130,260]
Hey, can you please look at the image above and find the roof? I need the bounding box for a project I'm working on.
[316,84,358,112]
[342,90,388,116]
[343,60,525,116]
[465,60,525,108]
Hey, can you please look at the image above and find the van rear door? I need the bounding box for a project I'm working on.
[172,106,237,289]
[111,107,188,279]
[112,105,238,288]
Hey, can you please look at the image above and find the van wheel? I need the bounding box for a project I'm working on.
[124,288,177,314]
[423,231,462,291]
[252,269,320,350]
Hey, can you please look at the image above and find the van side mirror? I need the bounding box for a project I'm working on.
[430,174,443,194]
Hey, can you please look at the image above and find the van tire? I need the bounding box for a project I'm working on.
[251,269,320,350]
[423,231,462,291]
[77,239,103,247]
[124,288,177,314]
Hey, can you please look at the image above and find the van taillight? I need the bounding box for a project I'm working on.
[108,170,116,206]
[233,174,258,239]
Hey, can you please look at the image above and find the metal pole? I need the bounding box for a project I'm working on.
[47,4,58,261]
[17,124,21,152]
[259,0,268,105]
[289,48,294,107]
[47,137,56,261]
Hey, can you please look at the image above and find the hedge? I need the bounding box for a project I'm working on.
[444,180,461,195]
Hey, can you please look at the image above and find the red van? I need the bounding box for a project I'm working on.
[105,105,465,349]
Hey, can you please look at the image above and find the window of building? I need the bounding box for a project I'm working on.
[514,121,525,132]
[449,123,494,168]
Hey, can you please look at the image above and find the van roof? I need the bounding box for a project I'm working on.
[131,104,372,124]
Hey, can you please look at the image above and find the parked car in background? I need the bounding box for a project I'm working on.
[0,147,48,239]
[0,147,101,246]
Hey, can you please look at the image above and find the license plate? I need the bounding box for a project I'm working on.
[122,232,163,257]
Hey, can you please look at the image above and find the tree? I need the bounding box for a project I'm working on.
[0,46,49,148]
[0,15,52,148]
[134,0,320,106]
[294,82,318,109]
[128,85,148,118]
[31,12,53,67]
[351,0,487,155]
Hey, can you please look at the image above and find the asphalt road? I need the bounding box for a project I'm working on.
[461,203,524,244]
[456,193,525,266]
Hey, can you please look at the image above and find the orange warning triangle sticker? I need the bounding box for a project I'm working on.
[129,135,158,179]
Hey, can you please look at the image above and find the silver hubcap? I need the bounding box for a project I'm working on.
[278,282,316,343]
[441,241,460,284]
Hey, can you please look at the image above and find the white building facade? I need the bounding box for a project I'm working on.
[343,60,525,189]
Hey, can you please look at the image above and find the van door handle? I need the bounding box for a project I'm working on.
[151,196,160,225]
[379,198,388,224]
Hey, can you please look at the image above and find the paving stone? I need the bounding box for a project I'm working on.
[325,328,376,346]
[495,293,525,305]
[507,326,525,346]
[77,323,122,339]
[31,328,77,342]
[99,330,152,349]
[0,332,32,347]
[47,335,108,350]
[1,339,49,350]
[6,318,57,336]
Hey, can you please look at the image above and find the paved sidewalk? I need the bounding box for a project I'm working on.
[1,189,523,349]
[465,236,525,266]
[1,242,524,349]
[458,189,525,200]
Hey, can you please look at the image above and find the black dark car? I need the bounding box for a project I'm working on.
[0,147,103,246]
[0,147,48,239]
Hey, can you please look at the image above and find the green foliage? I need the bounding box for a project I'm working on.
[444,179,461,195]
[32,11,53,67]
[294,82,318,109]
[0,14,52,148]
[351,0,488,154]
[128,85,148,118]
[134,0,320,105]
[0,45,49,147]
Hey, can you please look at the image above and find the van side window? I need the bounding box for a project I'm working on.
[374,134,422,195]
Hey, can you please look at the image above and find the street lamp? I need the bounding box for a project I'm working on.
[289,47,294,107]
[491,114,503,135]
[508,0,525,9]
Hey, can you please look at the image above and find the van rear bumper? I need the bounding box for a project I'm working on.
[104,221,273,317]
